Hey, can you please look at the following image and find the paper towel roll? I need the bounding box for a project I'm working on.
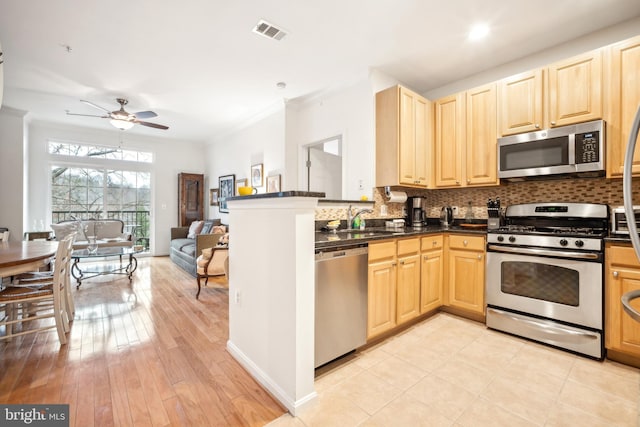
[387,190,407,203]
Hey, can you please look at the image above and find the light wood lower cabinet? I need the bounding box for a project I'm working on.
[420,235,444,313]
[444,234,486,315]
[367,240,397,339]
[605,244,640,359]
[396,238,421,324]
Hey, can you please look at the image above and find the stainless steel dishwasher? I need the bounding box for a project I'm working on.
[315,243,368,368]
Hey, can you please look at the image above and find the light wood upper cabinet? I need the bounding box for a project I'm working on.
[444,234,485,315]
[498,69,544,136]
[376,85,433,188]
[420,235,443,313]
[606,244,640,358]
[547,50,602,127]
[435,86,498,189]
[606,35,640,178]
[466,83,498,186]
[498,49,603,136]
[434,93,465,187]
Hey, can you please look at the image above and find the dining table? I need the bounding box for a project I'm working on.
[0,240,59,278]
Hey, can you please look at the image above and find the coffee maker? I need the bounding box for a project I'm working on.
[406,197,425,228]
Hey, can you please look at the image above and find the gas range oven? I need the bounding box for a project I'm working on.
[485,202,608,359]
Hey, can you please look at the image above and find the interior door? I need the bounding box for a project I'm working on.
[178,173,204,226]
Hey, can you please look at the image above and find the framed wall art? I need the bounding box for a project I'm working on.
[218,174,235,213]
[266,174,281,193]
[235,178,248,195]
[209,188,219,206]
[251,163,264,187]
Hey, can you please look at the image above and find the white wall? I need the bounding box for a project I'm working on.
[285,79,377,201]
[27,121,205,255]
[205,106,286,222]
[0,107,28,241]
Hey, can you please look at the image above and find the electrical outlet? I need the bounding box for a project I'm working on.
[235,290,241,304]
[452,206,459,216]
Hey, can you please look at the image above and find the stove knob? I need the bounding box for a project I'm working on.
[559,239,568,246]
[575,240,584,248]
[508,236,516,243]
[497,236,504,242]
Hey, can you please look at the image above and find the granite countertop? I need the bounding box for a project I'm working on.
[315,224,487,250]
[227,191,326,202]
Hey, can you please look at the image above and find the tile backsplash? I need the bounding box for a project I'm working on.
[315,177,640,221]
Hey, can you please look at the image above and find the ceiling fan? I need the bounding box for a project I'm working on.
[66,98,169,130]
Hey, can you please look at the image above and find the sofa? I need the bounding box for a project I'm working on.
[170,219,226,277]
[51,219,133,250]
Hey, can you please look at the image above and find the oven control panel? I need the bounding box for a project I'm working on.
[487,233,602,251]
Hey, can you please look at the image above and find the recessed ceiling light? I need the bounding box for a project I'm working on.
[469,23,490,41]
[276,82,286,89]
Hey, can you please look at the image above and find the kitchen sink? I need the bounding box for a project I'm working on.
[327,228,401,236]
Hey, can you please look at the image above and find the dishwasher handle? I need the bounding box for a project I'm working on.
[315,245,368,261]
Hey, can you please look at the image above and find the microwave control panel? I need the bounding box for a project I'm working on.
[575,131,600,164]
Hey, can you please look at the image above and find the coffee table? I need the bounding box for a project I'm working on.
[71,246,142,288]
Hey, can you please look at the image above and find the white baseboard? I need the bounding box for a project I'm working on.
[226,340,318,416]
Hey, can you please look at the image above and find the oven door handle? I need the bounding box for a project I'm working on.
[487,244,600,260]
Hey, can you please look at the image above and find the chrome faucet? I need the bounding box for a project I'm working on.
[347,204,374,229]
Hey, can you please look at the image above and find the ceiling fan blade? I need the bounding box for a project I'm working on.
[66,112,109,118]
[135,120,169,130]
[80,100,111,113]
[133,110,157,119]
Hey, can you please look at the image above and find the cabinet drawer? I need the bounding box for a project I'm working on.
[608,244,640,268]
[421,234,443,251]
[369,240,397,262]
[397,237,420,256]
[448,234,485,251]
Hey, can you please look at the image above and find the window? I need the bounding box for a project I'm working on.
[49,141,152,250]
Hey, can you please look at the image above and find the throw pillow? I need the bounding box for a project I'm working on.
[211,225,226,234]
[187,220,204,239]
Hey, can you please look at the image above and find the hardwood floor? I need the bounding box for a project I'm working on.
[0,256,285,426]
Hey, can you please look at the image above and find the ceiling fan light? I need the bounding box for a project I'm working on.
[110,119,134,130]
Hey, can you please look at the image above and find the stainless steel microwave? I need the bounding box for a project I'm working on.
[497,120,605,180]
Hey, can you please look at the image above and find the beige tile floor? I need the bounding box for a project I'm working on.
[267,313,640,427]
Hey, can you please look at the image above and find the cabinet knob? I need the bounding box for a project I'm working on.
[392,262,397,267]
[477,254,482,260]
[423,255,428,260]
[613,271,619,278]
[467,179,470,184]
[550,121,556,126]
[400,260,405,265]
[433,241,438,246]
[535,123,540,128]
[463,240,468,246]
[456,181,460,185]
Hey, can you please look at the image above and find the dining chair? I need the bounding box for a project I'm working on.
[10,233,77,320]
[0,234,74,343]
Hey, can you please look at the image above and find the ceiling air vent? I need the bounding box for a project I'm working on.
[252,19,287,41]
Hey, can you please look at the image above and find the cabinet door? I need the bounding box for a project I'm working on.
[498,69,543,136]
[414,95,431,187]
[447,249,485,314]
[397,253,421,324]
[547,49,602,127]
[606,36,640,178]
[466,83,498,186]
[178,173,204,226]
[367,259,397,339]
[399,88,417,185]
[606,245,640,356]
[421,249,443,313]
[435,93,465,187]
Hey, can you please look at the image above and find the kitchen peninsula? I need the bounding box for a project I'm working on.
[225,191,324,416]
